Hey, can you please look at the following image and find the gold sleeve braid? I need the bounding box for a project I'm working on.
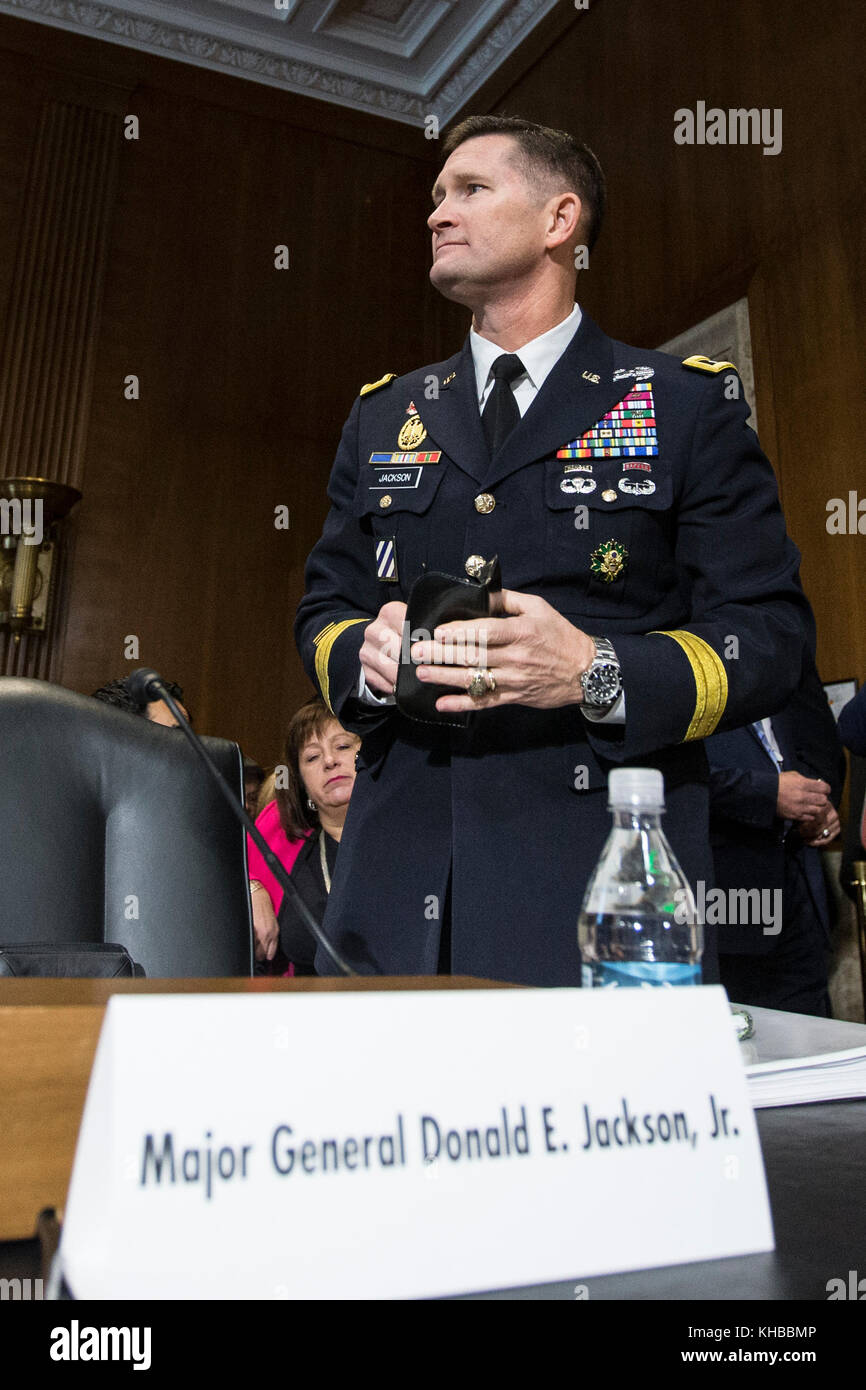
[650,630,729,739]
[313,619,369,714]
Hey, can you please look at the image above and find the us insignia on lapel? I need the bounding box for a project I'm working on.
[558,382,658,459]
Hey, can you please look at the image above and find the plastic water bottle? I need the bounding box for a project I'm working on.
[578,767,702,987]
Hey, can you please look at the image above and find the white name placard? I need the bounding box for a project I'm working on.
[57,986,772,1299]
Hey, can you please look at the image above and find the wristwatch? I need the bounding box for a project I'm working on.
[580,636,622,711]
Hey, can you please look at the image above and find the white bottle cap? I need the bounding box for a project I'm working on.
[608,767,665,811]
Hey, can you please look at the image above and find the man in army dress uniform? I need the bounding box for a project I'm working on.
[295,115,812,985]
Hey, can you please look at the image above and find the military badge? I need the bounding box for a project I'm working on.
[613,366,655,382]
[619,477,656,496]
[398,414,427,449]
[590,539,628,582]
[561,476,596,495]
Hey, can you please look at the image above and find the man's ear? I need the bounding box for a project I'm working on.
[546,192,582,251]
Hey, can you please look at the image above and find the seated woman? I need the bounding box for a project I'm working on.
[248,698,360,975]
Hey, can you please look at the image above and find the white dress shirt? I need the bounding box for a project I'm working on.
[755,716,785,769]
[471,302,583,414]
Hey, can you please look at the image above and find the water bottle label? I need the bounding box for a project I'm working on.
[584,961,701,988]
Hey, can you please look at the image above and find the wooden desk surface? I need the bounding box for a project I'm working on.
[0,975,509,1241]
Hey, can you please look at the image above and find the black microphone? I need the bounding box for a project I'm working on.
[128,667,356,977]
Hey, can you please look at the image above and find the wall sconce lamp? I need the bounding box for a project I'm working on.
[0,477,82,643]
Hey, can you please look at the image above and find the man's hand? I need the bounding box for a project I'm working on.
[409,589,596,714]
[799,806,841,846]
[360,600,407,696]
[776,771,832,822]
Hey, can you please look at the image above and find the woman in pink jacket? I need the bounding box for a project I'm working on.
[248,698,360,974]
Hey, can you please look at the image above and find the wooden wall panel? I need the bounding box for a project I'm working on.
[749,203,866,683]
[0,99,123,680]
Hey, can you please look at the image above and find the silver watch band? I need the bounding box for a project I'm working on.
[591,637,617,663]
[581,636,621,711]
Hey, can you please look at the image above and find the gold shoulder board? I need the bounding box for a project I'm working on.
[360,373,396,397]
[682,354,736,374]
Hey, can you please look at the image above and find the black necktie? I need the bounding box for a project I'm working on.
[481,353,525,455]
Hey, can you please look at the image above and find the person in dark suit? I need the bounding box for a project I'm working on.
[838,684,866,907]
[838,684,866,757]
[295,114,813,986]
[92,674,190,726]
[705,652,845,1015]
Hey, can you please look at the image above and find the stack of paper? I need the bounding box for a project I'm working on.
[736,1005,866,1107]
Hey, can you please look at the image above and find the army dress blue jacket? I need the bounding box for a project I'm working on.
[295,312,812,985]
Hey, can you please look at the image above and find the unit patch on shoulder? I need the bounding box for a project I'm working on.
[376,537,398,582]
[682,355,737,375]
[360,373,397,397]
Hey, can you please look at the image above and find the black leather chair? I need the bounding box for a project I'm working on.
[0,677,253,976]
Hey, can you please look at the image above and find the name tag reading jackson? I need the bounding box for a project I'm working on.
[57,989,772,1299]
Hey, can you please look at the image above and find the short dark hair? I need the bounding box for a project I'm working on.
[92,675,187,718]
[441,114,606,253]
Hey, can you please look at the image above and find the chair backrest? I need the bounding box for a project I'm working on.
[0,677,253,977]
